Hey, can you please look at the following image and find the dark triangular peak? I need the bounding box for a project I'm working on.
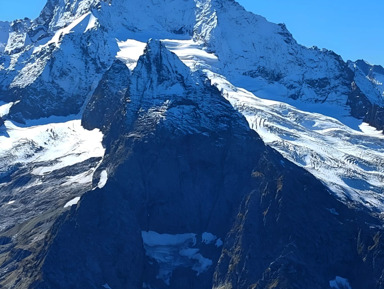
[82,59,130,133]
[125,38,251,136]
[355,59,384,76]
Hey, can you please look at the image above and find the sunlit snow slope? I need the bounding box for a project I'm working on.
[155,39,384,213]
[0,112,104,231]
[212,74,384,213]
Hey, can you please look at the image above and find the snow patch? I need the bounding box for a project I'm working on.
[141,231,215,285]
[142,231,196,247]
[202,232,217,244]
[116,39,146,70]
[0,119,104,189]
[61,171,94,187]
[98,170,108,189]
[330,276,352,289]
[359,122,384,138]
[215,238,223,247]
[85,13,98,32]
[64,197,80,208]
[163,39,218,71]
[326,208,340,216]
[0,102,14,117]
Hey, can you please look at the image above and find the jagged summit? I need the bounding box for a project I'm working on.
[35,0,100,30]
[350,59,384,102]
[34,0,197,35]
[127,39,251,135]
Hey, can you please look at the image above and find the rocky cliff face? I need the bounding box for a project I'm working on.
[213,156,384,289]
[0,1,384,289]
[348,60,384,130]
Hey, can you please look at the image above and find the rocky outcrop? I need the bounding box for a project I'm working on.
[82,59,130,133]
[213,150,384,289]
[348,60,384,131]
[7,20,117,121]
[348,82,384,131]
[30,186,144,289]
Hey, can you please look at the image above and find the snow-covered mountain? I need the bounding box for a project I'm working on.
[0,0,384,288]
[2,0,383,127]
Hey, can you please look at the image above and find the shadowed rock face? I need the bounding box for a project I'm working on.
[348,77,384,131]
[213,151,384,289]
[30,186,145,289]
[20,39,266,289]
[82,59,130,134]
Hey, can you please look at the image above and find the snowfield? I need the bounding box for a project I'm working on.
[158,39,384,213]
[116,39,146,70]
[0,115,104,176]
[214,74,384,213]
[142,231,219,285]
[0,113,105,230]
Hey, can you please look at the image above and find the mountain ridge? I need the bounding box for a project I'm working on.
[1,0,383,131]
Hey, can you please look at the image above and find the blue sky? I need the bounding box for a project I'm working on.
[238,0,384,66]
[0,0,46,22]
[0,0,383,66]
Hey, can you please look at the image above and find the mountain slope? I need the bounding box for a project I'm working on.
[1,0,383,128]
[0,1,384,289]
[5,39,381,289]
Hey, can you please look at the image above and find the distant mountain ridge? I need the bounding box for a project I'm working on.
[0,0,383,129]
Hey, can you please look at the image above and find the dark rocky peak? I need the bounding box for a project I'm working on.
[17,36,273,289]
[134,38,192,85]
[88,38,254,181]
[355,59,384,76]
[82,59,130,133]
[127,39,250,136]
[0,21,10,53]
[19,51,384,287]
[9,18,32,33]
[34,0,101,31]
[33,0,197,38]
